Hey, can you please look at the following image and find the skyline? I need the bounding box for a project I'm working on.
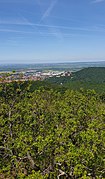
[0,0,105,64]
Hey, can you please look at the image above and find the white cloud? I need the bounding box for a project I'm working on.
[1,17,105,38]
[0,28,34,33]
[40,0,58,22]
[91,0,104,4]
[1,19,105,33]
[0,19,30,26]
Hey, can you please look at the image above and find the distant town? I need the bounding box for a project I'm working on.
[0,70,72,83]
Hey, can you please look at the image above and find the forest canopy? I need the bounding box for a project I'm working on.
[0,81,105,178]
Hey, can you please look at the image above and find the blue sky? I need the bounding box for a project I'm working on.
[0,0,105,64]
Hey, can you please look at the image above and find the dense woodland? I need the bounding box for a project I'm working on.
[0,68,105,178]
[46,67,105,94]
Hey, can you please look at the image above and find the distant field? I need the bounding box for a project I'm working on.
[1,61,105,72]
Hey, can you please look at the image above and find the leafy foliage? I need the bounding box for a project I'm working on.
[0,82,105,178]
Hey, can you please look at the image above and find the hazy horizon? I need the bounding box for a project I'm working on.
[1,59,105,65]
